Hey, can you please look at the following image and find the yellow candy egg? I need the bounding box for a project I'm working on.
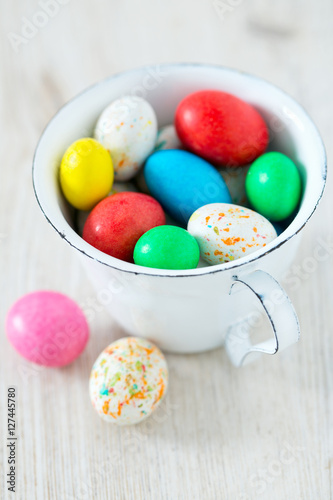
[60,138,114,210]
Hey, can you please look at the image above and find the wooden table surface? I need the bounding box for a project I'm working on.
[1,1,332,499]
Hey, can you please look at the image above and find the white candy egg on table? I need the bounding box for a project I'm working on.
[188,203,277,265]
[89,337,168,425]
[94,96,158,181]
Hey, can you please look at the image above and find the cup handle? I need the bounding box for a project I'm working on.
[225,269,300,367]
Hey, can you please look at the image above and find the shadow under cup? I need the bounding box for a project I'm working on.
[33,64,326,364]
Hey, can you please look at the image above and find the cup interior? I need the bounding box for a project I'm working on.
[33,64,326,277]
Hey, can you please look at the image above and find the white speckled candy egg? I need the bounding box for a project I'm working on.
[89,337,168,425]
[94,96,158,181]
[154,124,182,152]
[188,203,277,265]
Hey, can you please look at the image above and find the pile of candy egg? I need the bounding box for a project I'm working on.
[5,89,302,426]
[60,90,301,270]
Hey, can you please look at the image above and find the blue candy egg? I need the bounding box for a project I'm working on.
[144,150,232,224]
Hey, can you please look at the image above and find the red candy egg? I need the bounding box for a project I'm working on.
[175,90,269,167]
[83,192,166,262]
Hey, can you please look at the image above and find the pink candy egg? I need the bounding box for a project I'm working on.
[6,291,89,367]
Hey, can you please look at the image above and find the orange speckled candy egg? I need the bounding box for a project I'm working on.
[187,203,277,265]
[89,337,168,425]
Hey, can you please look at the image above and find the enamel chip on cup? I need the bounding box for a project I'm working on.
[89,337,168,425]
[187,203,277,265]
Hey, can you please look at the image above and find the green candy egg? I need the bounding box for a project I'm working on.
[245,152,301,221]
[134,225,200,270]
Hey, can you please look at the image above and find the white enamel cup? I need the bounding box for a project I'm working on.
[32,64,326,366]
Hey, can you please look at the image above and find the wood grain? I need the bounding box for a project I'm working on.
[0,0,332,498]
